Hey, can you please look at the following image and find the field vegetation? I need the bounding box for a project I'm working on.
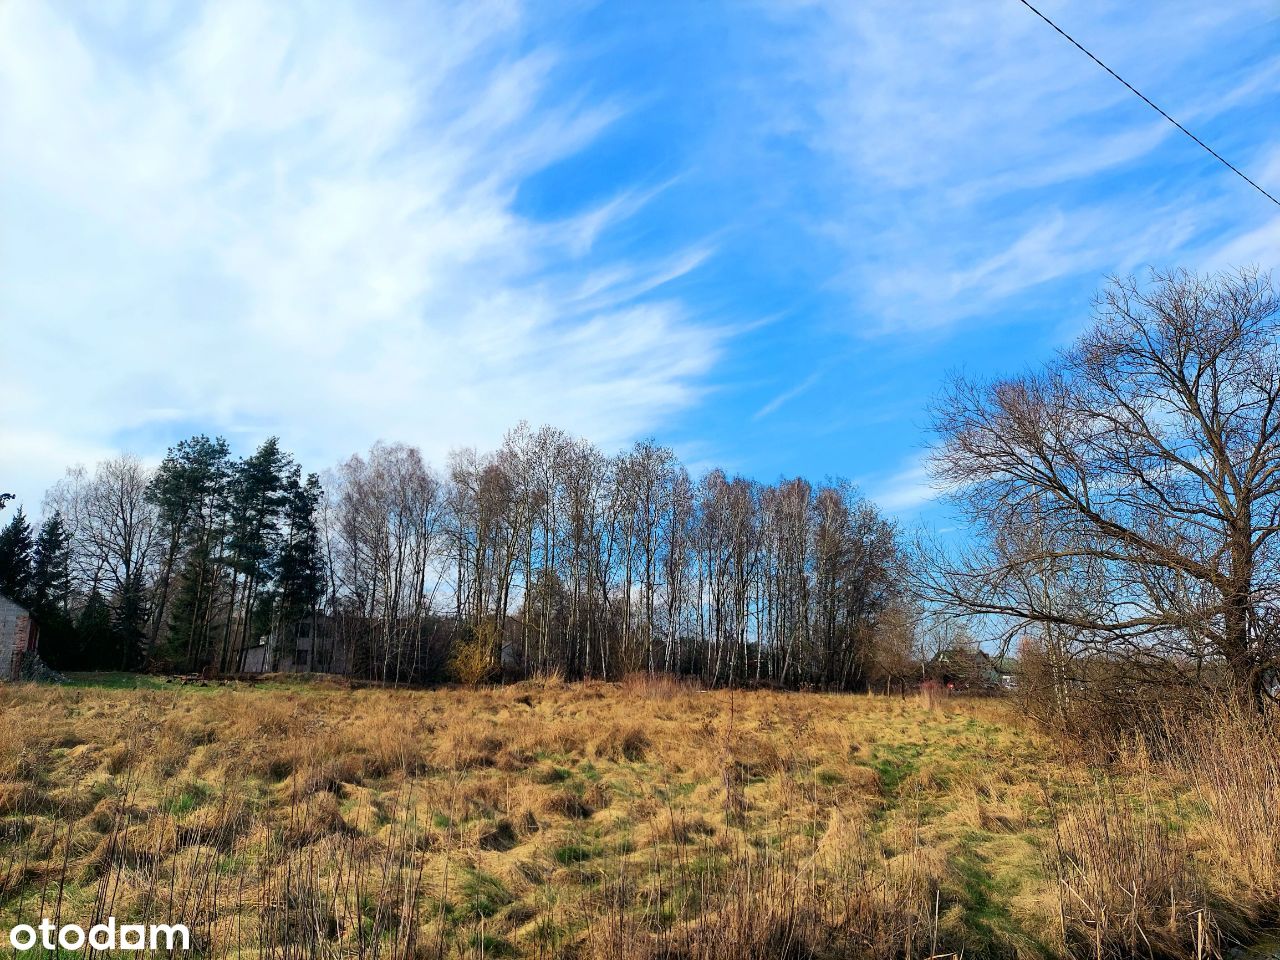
[0,675,1276,959]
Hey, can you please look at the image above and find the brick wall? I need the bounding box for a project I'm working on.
[0,594,35,680]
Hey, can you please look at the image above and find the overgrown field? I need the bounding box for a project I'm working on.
[0,676,1275,958]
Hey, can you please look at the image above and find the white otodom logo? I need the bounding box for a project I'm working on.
[8,918,190,951]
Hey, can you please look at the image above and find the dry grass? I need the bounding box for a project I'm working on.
[0,679,1274,958]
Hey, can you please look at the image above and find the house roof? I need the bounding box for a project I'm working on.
[932,648,992,662]
[931,648,1018,674]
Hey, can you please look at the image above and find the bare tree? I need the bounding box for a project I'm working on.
[329,442,443,681]
[44,455,160,667]
[926,268,1280,707]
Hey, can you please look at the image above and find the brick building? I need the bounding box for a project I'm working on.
[0,592,39,681]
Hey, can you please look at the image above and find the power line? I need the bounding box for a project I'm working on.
[1015,0,1280,209]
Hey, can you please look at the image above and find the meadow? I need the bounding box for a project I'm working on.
[0,676,1275,959]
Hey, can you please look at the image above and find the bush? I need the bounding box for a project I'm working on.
[450,623,498,686]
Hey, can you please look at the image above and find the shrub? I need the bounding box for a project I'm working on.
[450,623,498,686]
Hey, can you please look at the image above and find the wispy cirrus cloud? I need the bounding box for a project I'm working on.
[763,0,1280,332]
[753,370,823,420]
[0,0,721,508]
[865,455,936,516]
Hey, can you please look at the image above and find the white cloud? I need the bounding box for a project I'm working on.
[866,456,937,514]
[0,0,722,510]
[764,0,1280,331]
[753,371,822,420]
[1209,216,1280,272]
[1202,146,1280,270]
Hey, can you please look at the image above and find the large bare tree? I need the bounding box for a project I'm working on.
[927,268,1280,707]
[44,455,160,668]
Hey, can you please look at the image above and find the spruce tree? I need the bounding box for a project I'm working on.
[0,508,34,603]
[31,513,76,667]
[31,513,72,612]
[112,569,148,670]
[164,546,218,671]
[276,470,326,623]
[76,589,115,669]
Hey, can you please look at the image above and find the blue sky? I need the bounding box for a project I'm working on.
[2,0,1278,525]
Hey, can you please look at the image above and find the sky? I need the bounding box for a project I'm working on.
[2,0,1278,527]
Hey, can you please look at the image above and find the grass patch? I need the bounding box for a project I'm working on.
[553,842,595,866]
[163,780,211,815]
[460,870,514,918]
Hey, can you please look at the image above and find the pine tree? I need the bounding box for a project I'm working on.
[148,436,233,670]
[0,508,34,603]
[222,438,292,671]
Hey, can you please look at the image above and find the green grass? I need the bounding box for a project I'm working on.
[63,671,173,690]
[469,932,517,957]
[163,780,211,815]
[869,743,925,795]
[460,870,514,918]
[63,671,320,693]
[946,850,1036,955]
[552,842,595,865]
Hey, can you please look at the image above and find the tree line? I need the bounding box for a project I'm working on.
[0,439,326,675]
[5,266,1275,712]
[0,429,910,689]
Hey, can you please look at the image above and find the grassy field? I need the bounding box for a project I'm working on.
[0,676,1275,958]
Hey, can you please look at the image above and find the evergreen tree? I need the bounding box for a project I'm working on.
[268,470,327,668]
[148,436,233,670]
[30,513,76,668]
[222,438,292,670]
[76,589,115,670]
[276,470,327,623]
[31,513,72,612]
[164,545,219,671]
[112,569,149,670]
[0,507,34,603]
